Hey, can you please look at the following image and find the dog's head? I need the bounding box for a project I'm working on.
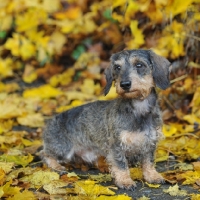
[104,49,171,99]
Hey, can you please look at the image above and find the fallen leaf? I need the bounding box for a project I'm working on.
[17,113,44,128]
[96,194,132,200]
[23,84,63,99]
[0,154,33,167]
[145,182,160,188]
[0,162,14,174]
[163,184,188,196]
[74,180,115,196]
[20,170,60,189]
[43,180,68,195]
[6,189,36,200]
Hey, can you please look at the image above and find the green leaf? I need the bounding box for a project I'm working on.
[72,45,86,60]
[0,31,7,39]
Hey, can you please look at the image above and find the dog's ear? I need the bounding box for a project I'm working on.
[104,66,113,96]
[149,50,171,90]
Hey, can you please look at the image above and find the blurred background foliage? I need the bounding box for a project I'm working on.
[1,1,200,198]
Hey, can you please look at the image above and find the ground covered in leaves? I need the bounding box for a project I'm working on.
[1,0,200,199]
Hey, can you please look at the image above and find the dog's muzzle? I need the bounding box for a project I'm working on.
[120,81,131,91]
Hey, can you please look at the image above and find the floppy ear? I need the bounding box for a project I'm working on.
[149,50,171,90]
[104,66,113,96]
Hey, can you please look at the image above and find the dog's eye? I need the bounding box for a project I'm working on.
[114,65,121,71]
[136,63,143,68]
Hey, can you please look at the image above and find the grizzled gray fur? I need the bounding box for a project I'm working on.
[41,49,171,190]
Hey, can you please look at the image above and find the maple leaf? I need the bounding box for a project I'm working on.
[0,154,33,168]
[74,180,115,196]
[20,170,60,189]
[163,184,188,196]
[7,190,37,200]
[0,162,14,174]
[0,180,21,198]
[43,180,68,195]
[16,8,47,32]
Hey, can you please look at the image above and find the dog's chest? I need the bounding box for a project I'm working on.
[133,99,151,115]
[119,130,157,152]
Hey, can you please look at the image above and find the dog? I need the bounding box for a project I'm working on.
[41,49,171,190]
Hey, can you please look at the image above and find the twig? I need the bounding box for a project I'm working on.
[170,74,188,83]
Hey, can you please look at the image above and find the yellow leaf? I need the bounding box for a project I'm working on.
[155,149,169,162]
[98,86,118,100]
[56,100,84,113]
[130,167,143,180]
[17,113,44,128]
[42,0,61,13]
[20,170,59,189]
[0,168,5,185]
[162,124,177,137]
[168,0,193,16]
[192,161,200,171]
[183,114,200,124]
[74,180,115,196]
[127,20,145,49]
[137,196,151,200]
[49,68,75,87]
[0,154,33,167]
[181,170,200,185]
[0,180,21,198]
[43,180,68,195]
[80,79,98,95]
[0,120,13,134]
[174,163,193,171]
[54,6,82,20]
[191,194,200,200]
[19,38,36,60]
[22,64,37,84]
[0,14,13,31]
[66,91,95,102]
[60,20,76,34]
[0,162,14,174]
[16,8,47,32]
[0,102,24,120]
[96,194,132,200]
[6,167,35,181]
[145,182,160,188]
[50,31,67,53]
[113,0,127,8]
[7,190,36,200]
[163,184,187,196]
[0,58,14,78]
[23,84,63,99]
[89,173,112,183]
[5,33,20,57]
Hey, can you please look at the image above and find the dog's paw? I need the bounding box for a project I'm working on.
[144,171,165,184]
[115,178,137,191]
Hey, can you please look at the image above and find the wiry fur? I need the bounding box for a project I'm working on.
[41,49,171,190]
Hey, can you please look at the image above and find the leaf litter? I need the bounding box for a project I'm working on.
[0,0,200,199]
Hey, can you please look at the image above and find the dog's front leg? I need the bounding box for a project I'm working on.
[107,145,136,190]
[142,150,165,184]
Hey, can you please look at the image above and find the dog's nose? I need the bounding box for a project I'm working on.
[120,81,131,90]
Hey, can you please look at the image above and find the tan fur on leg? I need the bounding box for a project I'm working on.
[111,166,136,189]
[142,162,164,183]
[41,151,66,172]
